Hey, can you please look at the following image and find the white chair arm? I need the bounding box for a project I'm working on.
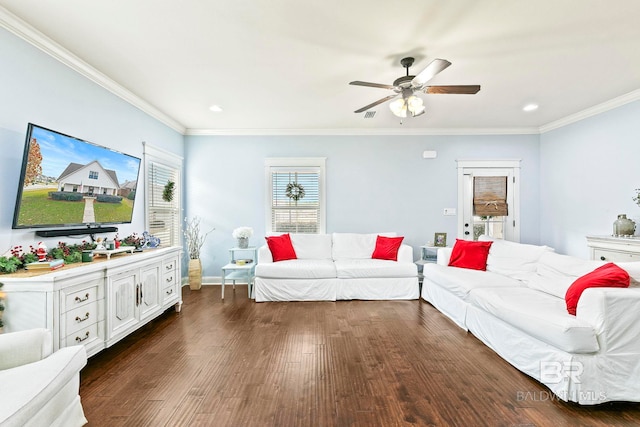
[257,245,273,263]
[0,329,52,370]
[397,245,414,263]
[437,248,453,265]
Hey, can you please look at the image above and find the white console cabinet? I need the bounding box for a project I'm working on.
[0,246,182,357]
[586,235,640,262]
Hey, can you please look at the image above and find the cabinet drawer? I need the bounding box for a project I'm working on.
[162,270,177,289]
[163,283,179,301]
[63,285,101,311]
[64,301,99,336]
[163,257,178,273]
[65,322,99,347]
[593,249,640,262]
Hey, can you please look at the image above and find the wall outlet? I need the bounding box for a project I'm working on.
[443,208,457,216]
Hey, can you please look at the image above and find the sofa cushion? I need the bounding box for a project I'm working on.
[332,232,396,260]
[422,263,523,300]
[290,233,333,259]
[448,239,493,271]
[371,235,404,261]
[565,263,630,315]
[335,259,417,279]
[265,234,297,262]
[255,259,336,279]
[469,287,600,353]
[480,236,554,281]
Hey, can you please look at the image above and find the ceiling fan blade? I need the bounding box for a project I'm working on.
[354,94,398,113]
[411,59,452,88]
[349,81,395,90]
[424,85,481,94]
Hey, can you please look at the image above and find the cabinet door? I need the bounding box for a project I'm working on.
[108,272,138,340]
[139,263,161,321]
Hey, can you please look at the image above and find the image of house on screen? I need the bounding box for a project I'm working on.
[57,160,120,196]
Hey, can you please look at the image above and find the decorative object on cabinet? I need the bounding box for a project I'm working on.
[184,216,214,290]
[613,214,636,237]
[434,232,447,247]
[232,226,253,249]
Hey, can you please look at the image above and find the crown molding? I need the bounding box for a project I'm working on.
[184,127,540,136]
[0,6,186,135]
[539,89,640,133]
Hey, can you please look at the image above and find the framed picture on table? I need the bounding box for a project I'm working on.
[434,232,447,247]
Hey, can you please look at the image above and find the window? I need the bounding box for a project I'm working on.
[265,158,326,234]
[89,171,98,179]
[457,160,520,242]
[144,143,182,247]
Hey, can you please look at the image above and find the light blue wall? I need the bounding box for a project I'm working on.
[540,100,640,257]
[184,134,540,278]
[0,28,184,251]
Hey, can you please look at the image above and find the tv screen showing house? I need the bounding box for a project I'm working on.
[12,123,142,229]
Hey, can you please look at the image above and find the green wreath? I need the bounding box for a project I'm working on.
[285,182,305,201]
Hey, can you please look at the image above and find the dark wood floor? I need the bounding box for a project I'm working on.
[80,286,640,427]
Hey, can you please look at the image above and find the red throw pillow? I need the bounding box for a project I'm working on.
[448,239,493,271]
[265,234,297,262]
[565,263,630,315]
[371,235,404,261]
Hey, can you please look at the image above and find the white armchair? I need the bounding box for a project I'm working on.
[0,329,87,427]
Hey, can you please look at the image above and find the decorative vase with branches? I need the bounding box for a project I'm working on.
[184,217,214,290]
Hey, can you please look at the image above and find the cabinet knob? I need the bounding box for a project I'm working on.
[464,223,469,227]
[464,231,470,235]
[600,256,606,261]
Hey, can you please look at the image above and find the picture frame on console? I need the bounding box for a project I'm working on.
[434,232,447,247]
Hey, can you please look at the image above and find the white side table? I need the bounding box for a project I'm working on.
[221,246,258,299]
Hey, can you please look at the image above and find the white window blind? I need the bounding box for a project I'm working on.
[145,146,182,247]
[271,169,320,233]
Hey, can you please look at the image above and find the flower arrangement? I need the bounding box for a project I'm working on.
[122,233,145,248]
[232,227,254,239]
[184,217,215,259]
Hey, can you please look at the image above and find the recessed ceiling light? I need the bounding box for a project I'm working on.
[523,103,539,112]
[209,105,223,112]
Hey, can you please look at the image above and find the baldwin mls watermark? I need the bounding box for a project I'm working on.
[515,361,607,402]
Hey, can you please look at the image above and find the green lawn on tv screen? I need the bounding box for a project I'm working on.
[17,187,134,226]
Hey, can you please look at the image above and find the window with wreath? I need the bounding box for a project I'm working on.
[144,143,182,247]
[265,158,326,234]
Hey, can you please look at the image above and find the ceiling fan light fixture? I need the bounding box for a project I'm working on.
[389,98,407,117]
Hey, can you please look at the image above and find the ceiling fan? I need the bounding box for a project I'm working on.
[350,57,480,118]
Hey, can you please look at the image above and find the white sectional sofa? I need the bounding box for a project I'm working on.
[421,237,640,405]
[0,328,88,426]
[254,233,419,302]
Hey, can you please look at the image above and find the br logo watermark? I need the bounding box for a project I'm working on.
[540,361,583,384]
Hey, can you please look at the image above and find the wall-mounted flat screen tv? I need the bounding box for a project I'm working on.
[12,123,142,230]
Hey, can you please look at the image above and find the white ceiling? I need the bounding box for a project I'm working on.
[1,0,640,135]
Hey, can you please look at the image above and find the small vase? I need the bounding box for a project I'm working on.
[613,214,636,237]
[237,237,249,249]
[188,258,202,290]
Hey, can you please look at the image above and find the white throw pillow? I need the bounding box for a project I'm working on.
[331,232,396,260]
[480,237,554,281]
[290,234,333,259]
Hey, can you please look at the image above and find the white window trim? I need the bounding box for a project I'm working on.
[265,157,326,234]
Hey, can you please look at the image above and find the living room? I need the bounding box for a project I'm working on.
[1,1,640,425]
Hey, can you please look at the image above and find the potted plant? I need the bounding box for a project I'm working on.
[232,226,254,249]
[184,217,214,290]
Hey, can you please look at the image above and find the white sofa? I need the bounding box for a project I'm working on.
[0,329,88,427]
[254,233,419,302]
[421,237,640,405]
